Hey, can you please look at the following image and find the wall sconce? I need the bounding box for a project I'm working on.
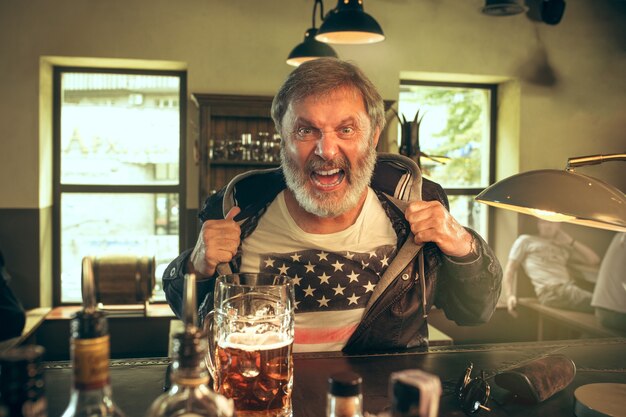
[481,0,527,16]
[287,0,338,67]
[475,153,626,232]
[315,0,385,45]
[482,0,566,24]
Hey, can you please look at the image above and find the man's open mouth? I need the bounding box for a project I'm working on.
[311,168,345,188]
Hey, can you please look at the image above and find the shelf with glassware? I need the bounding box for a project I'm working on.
[191,94,280,206]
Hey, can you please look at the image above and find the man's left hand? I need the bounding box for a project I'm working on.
[405,200,474,258]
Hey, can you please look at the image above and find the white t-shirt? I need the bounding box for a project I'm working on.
[592,233,626,313]
[241,188,397,352]
[508,234,571,295]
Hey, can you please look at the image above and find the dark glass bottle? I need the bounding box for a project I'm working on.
[0,345,47,417]
[144,273,234,417]
[144,327,234,417]
[60,310,125,417]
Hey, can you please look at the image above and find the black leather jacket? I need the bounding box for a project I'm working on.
[163,154,502,354]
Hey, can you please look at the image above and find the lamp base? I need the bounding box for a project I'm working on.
[573,383,626,417]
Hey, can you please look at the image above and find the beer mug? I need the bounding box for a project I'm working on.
[205,273,295,417]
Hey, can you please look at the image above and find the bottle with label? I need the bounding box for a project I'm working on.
[0,345,48,417]
[60,309,126,417]
[327,371,364,417]
[144,274,234,417]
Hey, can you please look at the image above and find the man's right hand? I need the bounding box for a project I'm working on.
[188,206,241,278]
[506,295,518,318]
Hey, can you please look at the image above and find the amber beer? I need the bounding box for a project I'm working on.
[215,332,293,417]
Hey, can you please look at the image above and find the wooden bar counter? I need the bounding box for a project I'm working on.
[43,337,626,417]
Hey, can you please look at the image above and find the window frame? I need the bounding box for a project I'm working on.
[52,66,187,306]
[399,79,497,242]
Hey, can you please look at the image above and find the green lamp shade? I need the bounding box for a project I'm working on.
[316,0,384,44]
[287,28,338,67]
[475,169,626,232]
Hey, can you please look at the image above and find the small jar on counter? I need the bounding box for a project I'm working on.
[390,369,441,417]
[327,371,364,417]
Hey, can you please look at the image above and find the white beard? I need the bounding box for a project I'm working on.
[280,144,377,218]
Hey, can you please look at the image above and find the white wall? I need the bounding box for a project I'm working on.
[0,0,624,255]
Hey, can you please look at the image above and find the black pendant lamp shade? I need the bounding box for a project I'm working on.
[482,0,527,16]
[287,28,338,67]
[287,0,339,66]
[316,0,385,45]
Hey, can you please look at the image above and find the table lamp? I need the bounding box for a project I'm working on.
[476,152,625,417]
[475,153,626,232]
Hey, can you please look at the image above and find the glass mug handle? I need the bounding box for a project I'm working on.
[203,310,217,381]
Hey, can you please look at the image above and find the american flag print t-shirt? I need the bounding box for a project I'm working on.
[241,188,397,352]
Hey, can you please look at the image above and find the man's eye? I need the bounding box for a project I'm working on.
[296,127,318,140]
[338,127,356,137]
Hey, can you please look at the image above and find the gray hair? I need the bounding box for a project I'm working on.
[271,58,385,136]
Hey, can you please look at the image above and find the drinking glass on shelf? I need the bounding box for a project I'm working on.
[227,137,243,161]
[241,133,252,161]
[205,273,295,417]
[270,134,282,162]
[251,140,263,162]
[256,132,270,162]
[211,139,227,161]
[262,140,273,162]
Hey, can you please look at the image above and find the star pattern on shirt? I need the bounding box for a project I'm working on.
[332,260,344,272]
[317,295,330,308]
[363,281,376,293]
[318,272,331,284]
[303,285,316,297]
[347,293,360,305]
[292,274,302,286]
[347,271,360,282]
[258,245,396,312]
[333,284,346,296]
[317,251,329,261]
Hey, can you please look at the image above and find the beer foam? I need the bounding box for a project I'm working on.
[220,332,293,351]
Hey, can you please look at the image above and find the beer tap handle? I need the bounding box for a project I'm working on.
[183,273,198,329]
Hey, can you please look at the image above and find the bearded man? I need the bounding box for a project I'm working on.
[163,58,502,353]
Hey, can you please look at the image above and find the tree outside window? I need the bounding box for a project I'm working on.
[398,81,496,239]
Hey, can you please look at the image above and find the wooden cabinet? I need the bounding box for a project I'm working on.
[191,94,397,208]
[192,94,279,207]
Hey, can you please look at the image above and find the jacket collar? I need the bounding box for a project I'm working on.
[220,153,423,218]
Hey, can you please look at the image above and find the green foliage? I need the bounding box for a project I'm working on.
[399,85,488,188]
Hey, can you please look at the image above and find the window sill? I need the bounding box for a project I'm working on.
[46,304,175,320]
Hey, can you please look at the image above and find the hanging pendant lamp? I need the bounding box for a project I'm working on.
[287,0,339,66]
[316,0,385,45]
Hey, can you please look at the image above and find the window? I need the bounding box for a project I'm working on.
[53,68,186,304]
[398,81,496,239]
